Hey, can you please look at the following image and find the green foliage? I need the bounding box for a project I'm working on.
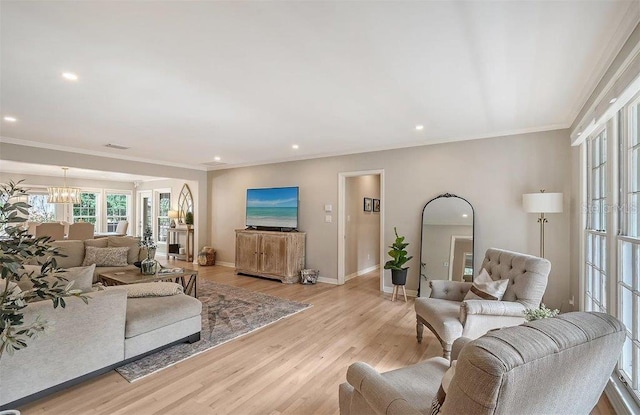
[1,181,88,359]
[185,211,194,225]
[384,227,413,271]
[523,304,559,322]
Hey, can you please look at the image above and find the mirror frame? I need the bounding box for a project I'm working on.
[177,184,194,223]
[418,192,475,297]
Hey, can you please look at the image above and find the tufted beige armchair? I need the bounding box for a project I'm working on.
[415,248,550,358]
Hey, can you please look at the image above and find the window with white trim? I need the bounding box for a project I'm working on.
[157,192,170,243]
[105,192,130,232]
[73,192,100,228]
[585,129,608,313]
[617,96,640,400]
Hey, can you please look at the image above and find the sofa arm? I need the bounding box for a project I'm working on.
[429,280,472,301]
[451,337,473,362]
[0,288,127,406]
[345,362,421,415]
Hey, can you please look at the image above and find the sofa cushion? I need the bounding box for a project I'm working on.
[49,240,85,269]
[107,236,141,264]
[125,294,202,338]
[83,246,129,267]
[85,238,108,248]
[17,264,95,293]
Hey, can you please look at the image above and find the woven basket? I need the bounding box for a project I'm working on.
[197,246,216,266]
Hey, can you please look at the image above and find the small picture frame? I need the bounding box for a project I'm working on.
[373,199,380,213]
[363,197,372,212]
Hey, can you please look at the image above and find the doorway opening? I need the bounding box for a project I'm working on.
[338,170,384,291]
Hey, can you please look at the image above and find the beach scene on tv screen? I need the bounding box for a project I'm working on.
[246,187,298,228]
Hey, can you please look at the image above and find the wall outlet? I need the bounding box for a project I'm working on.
[367,253,370,260]
[568,295,575,306]
[443,261,449,267]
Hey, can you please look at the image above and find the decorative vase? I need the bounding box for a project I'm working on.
[391,268,408,285]
[140,258,157,275]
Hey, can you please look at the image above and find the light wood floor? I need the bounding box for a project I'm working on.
[19,263,615,414]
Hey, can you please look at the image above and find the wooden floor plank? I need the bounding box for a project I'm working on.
[16,262,614,414]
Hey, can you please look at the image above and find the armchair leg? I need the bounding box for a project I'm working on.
[442,344,451,360]
[416,319,424,343]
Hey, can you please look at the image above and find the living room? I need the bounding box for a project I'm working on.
[1,1,640,414]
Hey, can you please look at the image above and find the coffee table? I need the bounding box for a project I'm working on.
[98,268,198,297]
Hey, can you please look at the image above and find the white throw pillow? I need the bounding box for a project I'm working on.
[17,264,95,293]
[464,268,509,301]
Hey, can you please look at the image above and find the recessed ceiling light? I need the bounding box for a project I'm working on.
[462,214,468,218]
[609,97,617,104]
[62,72,78,81]
[214,156,221,161]
[415,125,424,131]
[292,144,299,150]
[3,116,17,122]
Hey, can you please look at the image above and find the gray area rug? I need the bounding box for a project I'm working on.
[115,279,311,382]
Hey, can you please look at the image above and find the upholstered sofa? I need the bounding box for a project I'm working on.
[0,238,203,409]
[46,236,146,282]
[339,312,625,415]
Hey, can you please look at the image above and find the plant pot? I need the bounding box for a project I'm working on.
[391,268,408,285]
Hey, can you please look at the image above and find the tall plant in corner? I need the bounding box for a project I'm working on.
[384,227,412,285]
[0,181,87,359]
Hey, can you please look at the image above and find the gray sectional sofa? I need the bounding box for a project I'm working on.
[0,237,203,409]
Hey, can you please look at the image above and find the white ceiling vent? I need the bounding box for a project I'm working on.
[104,143,130,150]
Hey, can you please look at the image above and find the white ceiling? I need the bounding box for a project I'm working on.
[0,1,638,170]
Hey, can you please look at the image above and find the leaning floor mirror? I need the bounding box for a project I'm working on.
[418,193,474,297]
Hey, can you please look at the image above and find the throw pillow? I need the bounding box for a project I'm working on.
[17,264,95,293]
[82,246,129,267]
[123,282,184,298]
[49,240,86,269]
[430,360,457,415]
[107,236,141,264]
[464,268,509,301]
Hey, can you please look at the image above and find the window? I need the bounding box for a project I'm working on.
[27,194,56,223]
[105,193,129,232]
[157,192,170,243]
[73,192,99,227]
[585,129,608,313]
[617,97,640,399]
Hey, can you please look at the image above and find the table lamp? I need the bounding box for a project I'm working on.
[168,210,179,228]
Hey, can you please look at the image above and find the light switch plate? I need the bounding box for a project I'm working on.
[325,215,332,223]
[324,204,333,212]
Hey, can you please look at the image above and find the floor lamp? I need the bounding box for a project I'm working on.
[522,190,563,258]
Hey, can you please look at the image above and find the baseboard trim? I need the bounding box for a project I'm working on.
[382,285,418,298]
[317,276,339,285]
[605,375,639,415]
[216,261,235,268]
[345,265,380,282]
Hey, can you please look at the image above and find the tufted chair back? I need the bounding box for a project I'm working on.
[481,248,550,309]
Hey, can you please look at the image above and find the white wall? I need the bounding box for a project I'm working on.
[345,175,380,277]
[209,129,572,309]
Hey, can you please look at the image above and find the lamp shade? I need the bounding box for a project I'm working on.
[522,192,563,213]
[168,210,179,219]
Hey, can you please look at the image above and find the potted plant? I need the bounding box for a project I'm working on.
[139,226,157,275]
[523,304,559,321]
[184,211,194,229]
[384,227,413,285]
[1,181,88,358]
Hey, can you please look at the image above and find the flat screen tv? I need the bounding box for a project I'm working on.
[246,186,299,230]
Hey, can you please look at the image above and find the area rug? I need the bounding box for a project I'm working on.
[115,279,311,382]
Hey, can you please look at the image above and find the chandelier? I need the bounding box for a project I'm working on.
[47,167,81,204]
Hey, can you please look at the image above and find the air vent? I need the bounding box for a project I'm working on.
[202,160,228,167]
[104,143,130,150]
